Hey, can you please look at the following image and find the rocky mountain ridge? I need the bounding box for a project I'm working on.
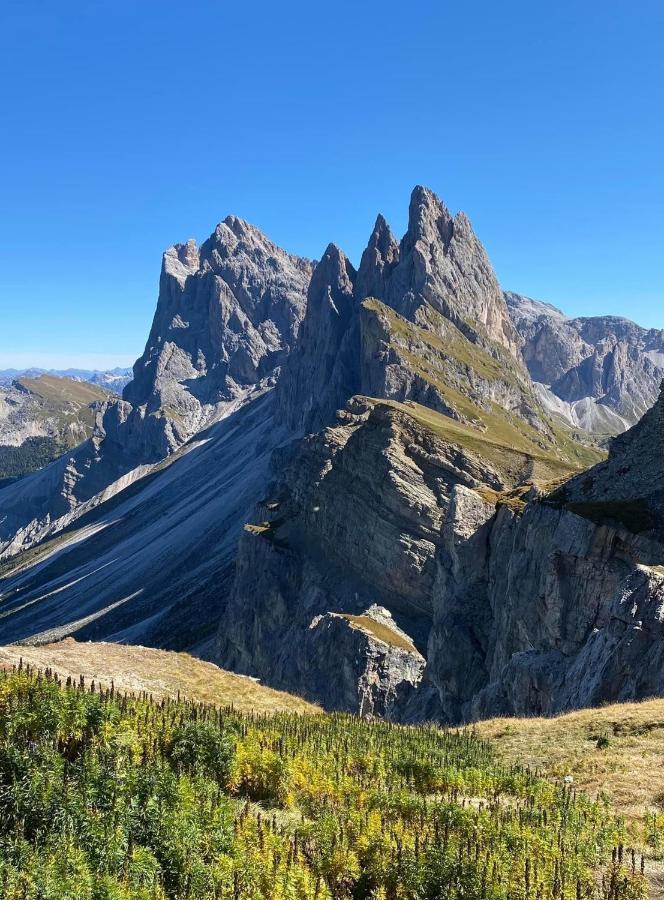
[0,375,112,482]
[507,292,664,435]
[0,368,132,393]
[0,218,312,559]
[1,186,663,725]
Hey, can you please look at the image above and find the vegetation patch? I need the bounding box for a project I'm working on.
[361,297,605,481]
[0,665,648,898]
[0,436,65,480]
[341,614,419,654]
[475,698,664,855]
[367,397,596,489]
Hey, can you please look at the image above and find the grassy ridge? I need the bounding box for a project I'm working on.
[0,641,320,716]
[0,664,647,899]
[361,298,604,486]
[0,375,113,480]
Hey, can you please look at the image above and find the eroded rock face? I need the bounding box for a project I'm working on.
[507,292,664,433]
[555,381,664,538]
[276,186,543,440]
[428,389,664,721]
[0,218,312,558]
[300,607,426,719]
[276,244,358,434]
[5,187,664,726]
[216,399,510,718]
[126,220,313,440]
[384,189,521,357]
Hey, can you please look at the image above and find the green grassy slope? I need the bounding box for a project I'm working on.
[361,298,604,492]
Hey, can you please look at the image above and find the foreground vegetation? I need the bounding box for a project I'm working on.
[0,663,648,899]
[477,701,664,851]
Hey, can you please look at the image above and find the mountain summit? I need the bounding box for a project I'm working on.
[1,187,663,724]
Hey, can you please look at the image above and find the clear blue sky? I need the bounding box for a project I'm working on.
[1,1,662,368]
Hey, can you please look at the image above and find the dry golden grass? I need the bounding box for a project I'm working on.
[476,699,664,835]
[0,639,320,715]
[341,614,418,654]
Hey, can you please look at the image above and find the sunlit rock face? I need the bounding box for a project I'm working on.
[507,291,664,434]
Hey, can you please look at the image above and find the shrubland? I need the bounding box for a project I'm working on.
[0,662,648,899]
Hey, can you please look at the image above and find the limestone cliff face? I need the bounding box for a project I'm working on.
[126,219,312,441]
[507,292,664,433]
[213,186,616,718]
[554,381,664,538]
[0,218,312,558]
[4,186,664,727]
[275,244,358,434]
[277,186,544,440]
[430,498,661,720]
[216,399,509,717]
[381,188,521,357]
[221,383,664,721]
[428,386,664,721]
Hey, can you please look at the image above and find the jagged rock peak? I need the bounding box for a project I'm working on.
[275,242,359,434]
[403,184,454,251]
[163,239,200,285]
[124,214,313,437]
[355,186,522,357]
[507,291,664,431]
[198,215,312,274]
[311,242,357,303]
[356,214,399,301]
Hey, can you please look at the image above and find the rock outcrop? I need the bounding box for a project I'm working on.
[382,188,521,357]
[277,186,546,441]
[507,292,664,434]
[428,385,664,721]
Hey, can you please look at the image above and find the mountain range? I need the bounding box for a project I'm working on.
[0,374,113,484]
[0,366,132,392]
[1,186,663,724]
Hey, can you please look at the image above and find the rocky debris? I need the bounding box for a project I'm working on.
[507,292,664,432]
[0,391,278,650]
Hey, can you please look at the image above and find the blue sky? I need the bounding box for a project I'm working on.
[0,1,662,368]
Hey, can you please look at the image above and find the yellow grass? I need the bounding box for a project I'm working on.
[476,699,664,835]
[341,614,418,654]
[17,374,110,405]
[0,639,320,715]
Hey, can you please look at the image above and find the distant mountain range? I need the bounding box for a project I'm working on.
[506,293,664,436]
[0,366,132,392]
[0,374,112,483]
[1,186,663,726]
